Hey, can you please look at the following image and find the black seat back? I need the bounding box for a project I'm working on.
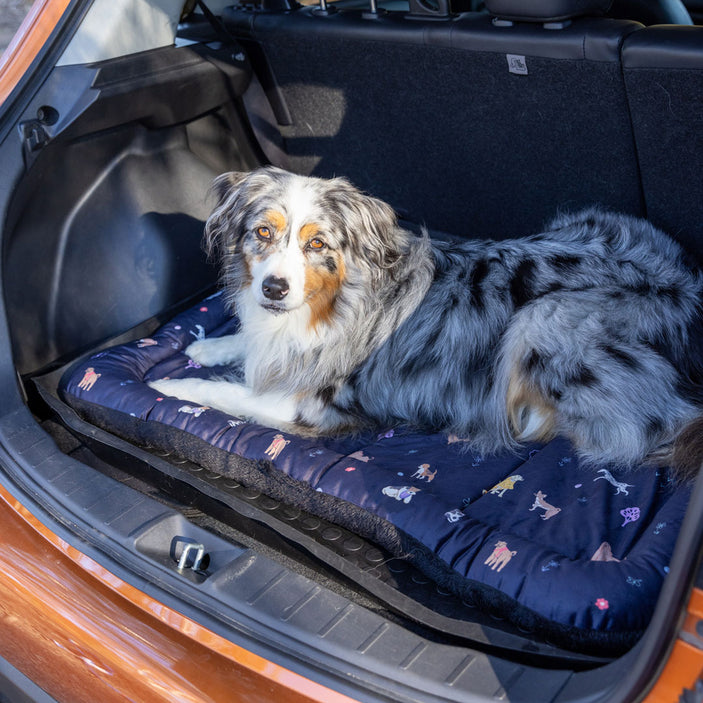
[226,1,643,239]
[622,26,703,260]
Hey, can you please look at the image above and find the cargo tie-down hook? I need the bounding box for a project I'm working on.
[173,537,210,573]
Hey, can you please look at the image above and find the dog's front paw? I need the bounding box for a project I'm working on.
[148,378,182,398]
[185,339,225,367]
[185,336,242,367]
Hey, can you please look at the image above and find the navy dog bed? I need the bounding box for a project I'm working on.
[60,293,691,653]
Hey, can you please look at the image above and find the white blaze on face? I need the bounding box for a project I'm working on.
[250,232,307,309]
[250,176,321,311]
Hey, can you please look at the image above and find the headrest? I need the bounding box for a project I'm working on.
[484,0,612,22]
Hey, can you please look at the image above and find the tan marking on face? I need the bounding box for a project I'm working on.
[304,256,346,330]
[298,222,320,246]
[264,209,287,234]
[506,371,555,442]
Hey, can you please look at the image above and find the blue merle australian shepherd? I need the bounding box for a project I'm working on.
[150,166,703,478]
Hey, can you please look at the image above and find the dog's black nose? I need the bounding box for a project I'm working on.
[262,275,289,301]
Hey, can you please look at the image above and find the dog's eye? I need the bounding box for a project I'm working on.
[308,238,326,250]
[256,226,272,240]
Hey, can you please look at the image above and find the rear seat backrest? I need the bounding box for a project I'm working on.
[622,26,703,261]
[226,1,644,239]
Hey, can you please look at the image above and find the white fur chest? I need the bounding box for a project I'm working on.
[236,289,322,390]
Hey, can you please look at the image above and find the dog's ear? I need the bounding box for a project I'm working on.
[327,180,405,275]
[203,172,250,259]
[211,171,248,205]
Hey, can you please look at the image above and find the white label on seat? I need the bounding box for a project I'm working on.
[507,54,529,75]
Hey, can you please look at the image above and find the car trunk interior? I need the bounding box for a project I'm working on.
[2,2,703,701]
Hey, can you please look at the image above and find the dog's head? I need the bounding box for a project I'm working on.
[204,166,404,327]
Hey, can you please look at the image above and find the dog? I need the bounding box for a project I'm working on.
[149,166,703,478]
[484,541,517,572]
[529,491,562,520]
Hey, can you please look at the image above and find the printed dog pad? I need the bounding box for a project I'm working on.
[60,292,691,650]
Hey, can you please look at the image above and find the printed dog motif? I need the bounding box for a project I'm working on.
[382,485,421,504]
[177,404,209,418]
[593,468,634,495]
[529,490,562,520]
[148,167,703,479]
[264,433,290,460]
[484,475,524,498]
[411,463,437,482]
[445,508,465,523]
[78,367,101,391]
[348,450,373,462]
[484,541,517,572]
[447,434,471,444]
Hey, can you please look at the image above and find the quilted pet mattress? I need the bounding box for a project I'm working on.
[60,292,691,653]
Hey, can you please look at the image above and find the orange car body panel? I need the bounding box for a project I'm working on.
[0,482,357,703]
[642,587,703,703]
[0,0,72,105]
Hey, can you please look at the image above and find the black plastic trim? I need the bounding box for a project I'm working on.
[622,24,703,68]
[224,6,642,62]
[0,653,59,703]
[484,0,611,23]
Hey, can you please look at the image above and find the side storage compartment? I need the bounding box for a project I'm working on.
[3,43,262,375]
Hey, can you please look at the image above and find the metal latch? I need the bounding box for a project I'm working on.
[172,537,210,573]
[18,105,59,166]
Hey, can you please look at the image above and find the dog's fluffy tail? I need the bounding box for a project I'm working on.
[671,416,703,481]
